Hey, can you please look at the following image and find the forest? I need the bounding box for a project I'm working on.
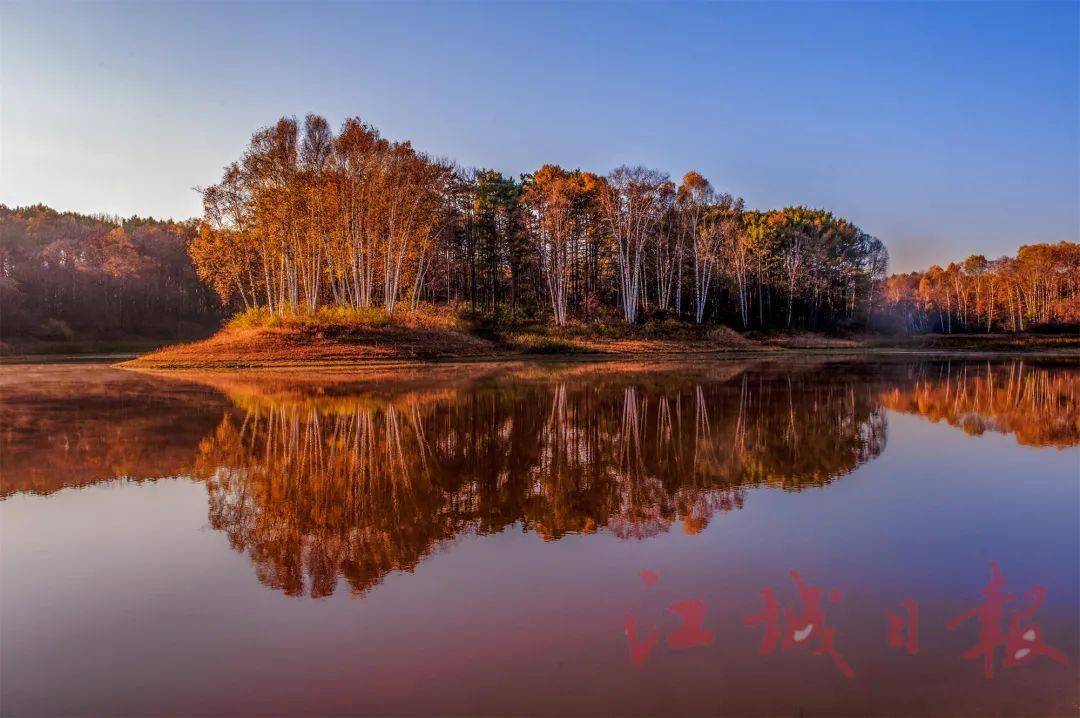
[187,114,1080,335]
[883,242,1080,333]
[3,115,1077,345]
[0,204,220,343]
[188,115,890,332]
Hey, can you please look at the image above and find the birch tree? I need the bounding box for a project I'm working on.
[596,166,668,323]
[522,165,592,325]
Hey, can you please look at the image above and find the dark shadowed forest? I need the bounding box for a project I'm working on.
[0,205,220,346]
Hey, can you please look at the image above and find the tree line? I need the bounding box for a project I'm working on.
[190,114,890,331]
[0,205,220,342]
[882,242,1080,333]
[6,115,1074,341]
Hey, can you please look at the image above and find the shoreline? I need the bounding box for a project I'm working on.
[5,328,1077,370]
[119,345,1080,372]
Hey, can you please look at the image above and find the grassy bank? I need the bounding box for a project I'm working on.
[120,306,767,368]
[116,306,1080,370]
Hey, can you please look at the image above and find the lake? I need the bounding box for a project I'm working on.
[1,357,1077,716]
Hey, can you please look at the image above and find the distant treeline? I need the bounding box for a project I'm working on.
[190,114,889,331]
[883,243,1080,333]
[0,205,220,342]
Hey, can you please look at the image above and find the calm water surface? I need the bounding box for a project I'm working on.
[1,358,1077,716]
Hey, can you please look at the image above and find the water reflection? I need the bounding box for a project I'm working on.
[1,359,1076,599]
[0,364,227,497]
[3,358,1076,717]
[191,367,890,596]
[880,360,1079,448]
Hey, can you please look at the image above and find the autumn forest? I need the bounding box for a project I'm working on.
[2,114,1077,345]
[0,205,219,342]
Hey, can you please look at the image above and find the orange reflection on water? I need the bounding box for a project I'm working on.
[191,365,888,597]
[880,360,1079,448]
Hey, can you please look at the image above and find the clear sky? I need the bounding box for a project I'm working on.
[3,1,1077,272]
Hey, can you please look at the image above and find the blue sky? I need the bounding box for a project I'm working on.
[3,1,1077,272]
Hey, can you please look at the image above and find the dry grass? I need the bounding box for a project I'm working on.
[508,334,593,355]
[227,303,460,332]
[507,319,764,355]
[122,322,499,370]
[763,331,862,349]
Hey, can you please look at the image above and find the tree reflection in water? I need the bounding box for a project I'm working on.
[880,360,1079,448]
[4,360,1074,598]
[193,365,890,597]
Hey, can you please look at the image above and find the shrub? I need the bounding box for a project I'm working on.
[35,318,76,341]
[454,304,537,332]
[512,334,591,354]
